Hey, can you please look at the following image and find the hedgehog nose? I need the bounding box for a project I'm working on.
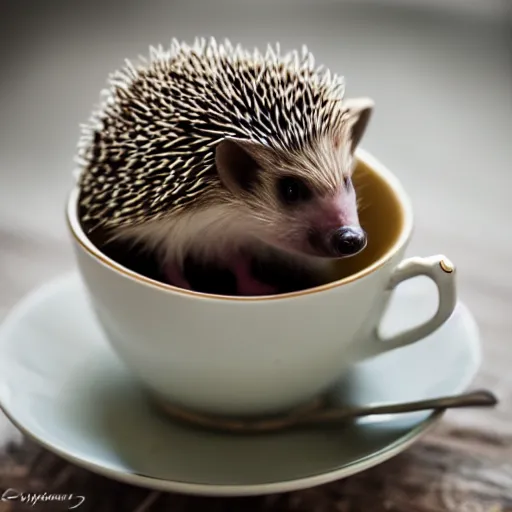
[330,226,367,257]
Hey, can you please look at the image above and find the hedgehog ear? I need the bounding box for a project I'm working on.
[342,97,374,153]
[215,138,272,195]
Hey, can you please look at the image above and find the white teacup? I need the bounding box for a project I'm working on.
[66,149,457,417]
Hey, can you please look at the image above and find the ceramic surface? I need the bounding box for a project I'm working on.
[0,273,480,496]
[66,149,457,416]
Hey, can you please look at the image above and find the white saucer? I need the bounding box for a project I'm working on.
[0,273,480,497]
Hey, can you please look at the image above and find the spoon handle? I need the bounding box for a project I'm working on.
[157,389,498,434]
[300,389,498,425]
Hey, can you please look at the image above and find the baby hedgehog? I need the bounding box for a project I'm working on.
[76,38,374,296]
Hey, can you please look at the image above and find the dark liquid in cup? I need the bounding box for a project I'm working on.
[86,159,405,296]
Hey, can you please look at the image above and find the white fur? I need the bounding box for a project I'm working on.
[111,202,334,281]
[114,204,260,266]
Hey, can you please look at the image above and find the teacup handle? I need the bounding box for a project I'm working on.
[369,254,457,355]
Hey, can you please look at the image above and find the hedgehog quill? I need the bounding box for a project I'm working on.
[75,38,374,296]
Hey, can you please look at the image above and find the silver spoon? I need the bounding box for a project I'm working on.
[299,389,498,426]
[160,389,498,434]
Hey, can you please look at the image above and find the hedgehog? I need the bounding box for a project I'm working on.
[75,37,374,296]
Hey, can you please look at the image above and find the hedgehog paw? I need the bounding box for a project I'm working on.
[163,263,191,291]
[232,256,278,296]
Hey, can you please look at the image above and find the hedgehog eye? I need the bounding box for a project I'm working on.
[343,175,352,189]
[277,176,312,205]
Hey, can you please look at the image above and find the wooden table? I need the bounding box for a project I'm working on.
[0,1,511,510]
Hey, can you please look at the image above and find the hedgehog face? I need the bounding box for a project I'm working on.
[272,173,365,258]
[215,98,373,260]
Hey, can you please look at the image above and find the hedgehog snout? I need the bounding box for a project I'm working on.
[308,225,366,258]
[329,226,367,257]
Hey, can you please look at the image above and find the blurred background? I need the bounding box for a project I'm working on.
[0,0,511,439]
